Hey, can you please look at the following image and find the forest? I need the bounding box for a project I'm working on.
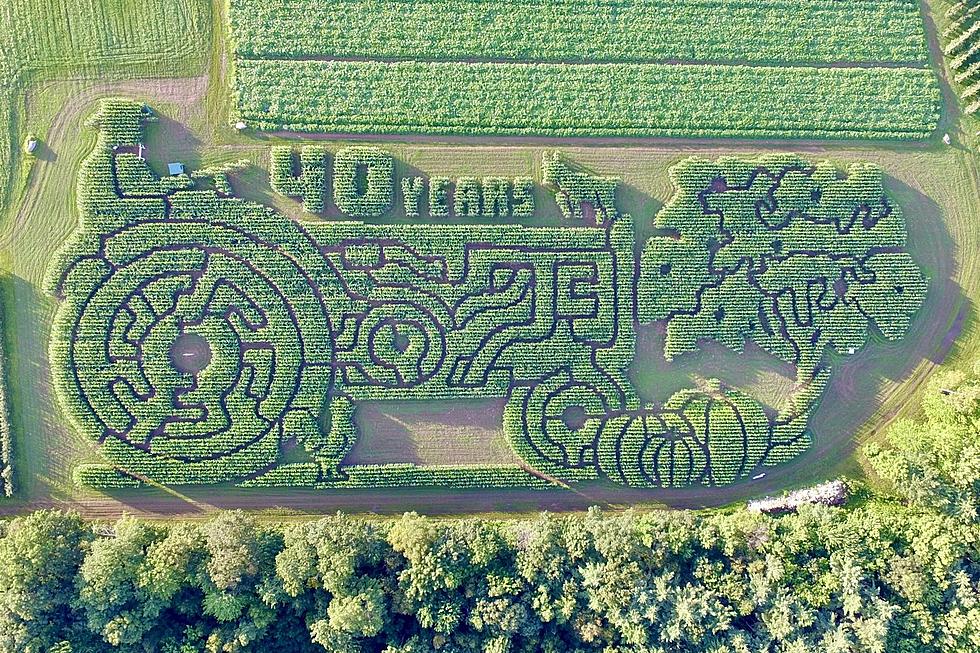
[2,363,978,653]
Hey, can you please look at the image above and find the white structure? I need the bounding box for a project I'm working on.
[747,480,848,514]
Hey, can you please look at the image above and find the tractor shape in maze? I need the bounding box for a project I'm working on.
[45,100,928,490]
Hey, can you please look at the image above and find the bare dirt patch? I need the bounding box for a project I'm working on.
[346,399,518,466]
[170,333,212,374]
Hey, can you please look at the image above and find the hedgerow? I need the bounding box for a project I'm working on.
[228,0,929,65]
[47,101,927,490]
[233,59,940,140]
[0,279,12,496]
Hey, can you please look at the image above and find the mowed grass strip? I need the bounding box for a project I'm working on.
[229,0,929,65]
[235,60,941,140]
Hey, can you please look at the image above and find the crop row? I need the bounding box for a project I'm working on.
[242,462,555,489]
[228,0,929,66]
[234,59,941,140]
[943,1,980,114]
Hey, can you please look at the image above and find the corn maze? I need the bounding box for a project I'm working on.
[46,100,927,490]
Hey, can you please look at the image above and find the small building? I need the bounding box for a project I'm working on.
[167,162,185,176]
[24,136,38,154]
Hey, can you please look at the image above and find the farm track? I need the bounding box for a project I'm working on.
[268,129,937,153]
[0,54,970,517]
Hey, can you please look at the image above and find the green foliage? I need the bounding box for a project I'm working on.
[190,159,251,197]
[453,177,481,217]
[3,500,980,652]
[867,363,980,523]
[228,0,929,64]
[480,177,510,218]
[542,152,619,224]
[72,464,141,489]
[270,146,326,213]
[46,104,926,491]
[233,59,940,140]
[0,511,91,652]
[633,155,926,483]
[48,99,335,488]
[401,176,424,218]
[332,147,393,218]
[428,176,450,217]
[115,154,193,196]
[640,155,926,375]
[510,177,534,218]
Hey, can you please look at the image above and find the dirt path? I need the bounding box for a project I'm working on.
[267,129,937,153]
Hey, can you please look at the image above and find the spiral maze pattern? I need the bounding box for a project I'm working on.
[52,222,337,484]
[47,100,927,489]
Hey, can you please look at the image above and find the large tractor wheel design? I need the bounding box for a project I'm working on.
[49,212,335,485]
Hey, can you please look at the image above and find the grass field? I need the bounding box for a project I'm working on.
[349,400,517,466]
[0,0,976,515]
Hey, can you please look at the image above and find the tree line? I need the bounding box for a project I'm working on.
[2,365,979,653]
